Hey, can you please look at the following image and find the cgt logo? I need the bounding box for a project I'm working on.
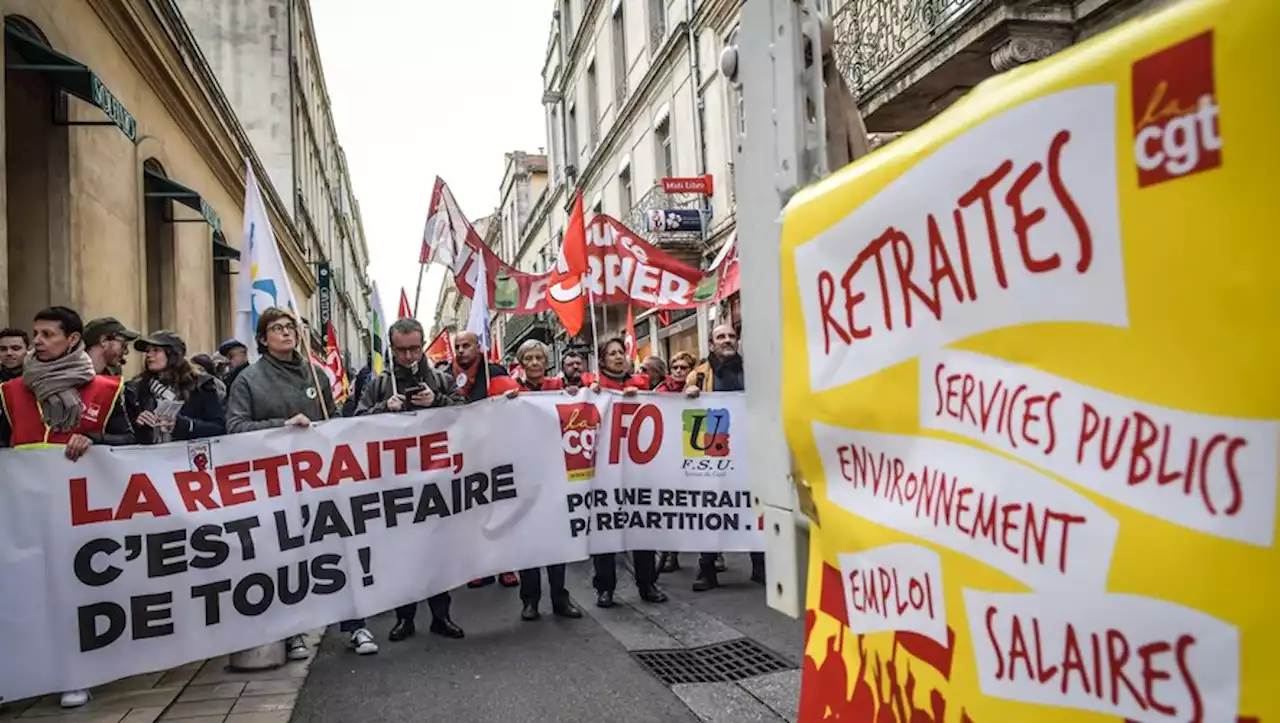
[557,402,601,481]
[1132,31,1222,188]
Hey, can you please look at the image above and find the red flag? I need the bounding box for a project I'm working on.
[624,306,638,365]
[425,330,454,366]
[321,323,349,403]
[547,190,588,336]
[488,320,502,363]
[398,288,412,319]
[420,177,445,264]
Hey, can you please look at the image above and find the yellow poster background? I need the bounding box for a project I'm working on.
[780,0,1279,721]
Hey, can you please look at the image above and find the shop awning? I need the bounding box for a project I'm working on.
[144,169,240,261]
[4,24,137,141]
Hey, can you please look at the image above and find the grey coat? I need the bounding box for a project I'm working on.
[225,352,338,434]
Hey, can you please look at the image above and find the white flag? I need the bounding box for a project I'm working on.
[465,256,491,352]
[235,160,300,362]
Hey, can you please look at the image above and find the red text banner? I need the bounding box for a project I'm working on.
[0,392,757,702]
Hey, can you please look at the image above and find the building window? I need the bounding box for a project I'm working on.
[655,118,674,180]
[649,0,666,54]
[567,104,579,167]
[612,4,627,108]
[619,168,633,213]
[561,0,573,51]
[549,105,563,183]
[586,62,600,150]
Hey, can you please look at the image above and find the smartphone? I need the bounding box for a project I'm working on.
[399,384,426,398]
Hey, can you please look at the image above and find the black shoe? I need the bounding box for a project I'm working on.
[693,574,718,592]
[596,590,615,608]
[388,618,416,641]
[521,602,540,621]
[552,600,583,619]
[430,618,465,639]
[639,586,668,603]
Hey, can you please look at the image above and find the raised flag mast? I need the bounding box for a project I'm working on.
[722,0,856,618]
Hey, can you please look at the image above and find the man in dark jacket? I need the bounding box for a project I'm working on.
[0,327,29,383]
[353,318,466,643]
[218,338,250,389]
[342,358,374,417]
[686,324,763,591]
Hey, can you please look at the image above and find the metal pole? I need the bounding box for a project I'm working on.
[411,262,427,319]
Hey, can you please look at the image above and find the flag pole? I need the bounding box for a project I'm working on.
[298,317,330,422]
[411,261,427,318]
[587,289,601,378]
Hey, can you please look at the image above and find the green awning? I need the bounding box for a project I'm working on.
[4,24,137,141]
[144,169,240,261]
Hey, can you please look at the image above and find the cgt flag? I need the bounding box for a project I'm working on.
[425,329,454,366]
[547,190,588,336]
[321,322,349,403]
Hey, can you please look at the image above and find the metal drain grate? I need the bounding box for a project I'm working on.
[632,638,796,685]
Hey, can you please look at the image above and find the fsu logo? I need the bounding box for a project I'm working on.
[1132,31,1222,188]
[683,408,731,458]
[557,402,601,481]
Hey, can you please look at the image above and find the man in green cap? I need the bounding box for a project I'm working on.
[83,317,140,377]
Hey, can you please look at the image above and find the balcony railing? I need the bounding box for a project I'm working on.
[831,0,979,98]
[626,183,708,252]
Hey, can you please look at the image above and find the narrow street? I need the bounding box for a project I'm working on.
[292,552,805,723]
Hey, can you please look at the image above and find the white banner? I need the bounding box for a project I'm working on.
[0,391,757,702]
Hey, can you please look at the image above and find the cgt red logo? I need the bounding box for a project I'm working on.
[557,402,601,481]
[1131,31,1222,188]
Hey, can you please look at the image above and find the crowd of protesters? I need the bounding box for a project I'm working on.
[0,303,756,708]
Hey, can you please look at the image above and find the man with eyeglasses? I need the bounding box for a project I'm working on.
[353,317,468,646]
[83,317,140,376]
[685,324,763,591]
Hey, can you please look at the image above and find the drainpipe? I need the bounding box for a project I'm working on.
[686,0,711,360]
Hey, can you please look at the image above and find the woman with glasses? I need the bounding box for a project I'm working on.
[225,306,338,661]
[502,339,587,622]
[654,351,699,573]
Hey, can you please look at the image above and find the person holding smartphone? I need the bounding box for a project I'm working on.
[352,318,466,648]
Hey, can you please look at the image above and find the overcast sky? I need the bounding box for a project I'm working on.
[311,0,551,325]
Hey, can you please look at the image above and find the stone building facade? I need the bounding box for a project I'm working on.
[0,0,301,364]
[177,0,371,363]
[830,0,1180,133]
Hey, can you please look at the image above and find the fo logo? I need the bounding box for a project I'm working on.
[557,402,601,481]
[683,408,731,458]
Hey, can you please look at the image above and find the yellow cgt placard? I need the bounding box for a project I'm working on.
[780,0,1278,721]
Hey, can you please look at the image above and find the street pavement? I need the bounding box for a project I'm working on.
[290,552,805,723]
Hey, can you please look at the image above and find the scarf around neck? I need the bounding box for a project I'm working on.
[23,343,97,431]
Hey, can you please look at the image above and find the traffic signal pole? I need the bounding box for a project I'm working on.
[722,0,832,618]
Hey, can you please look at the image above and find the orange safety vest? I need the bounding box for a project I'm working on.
[0,376,124,449]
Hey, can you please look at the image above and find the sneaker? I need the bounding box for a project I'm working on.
[349,628,379,655]
[59,689,90,708]
[286,634,309,661]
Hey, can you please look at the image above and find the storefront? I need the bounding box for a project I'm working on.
[0,0,302,360]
